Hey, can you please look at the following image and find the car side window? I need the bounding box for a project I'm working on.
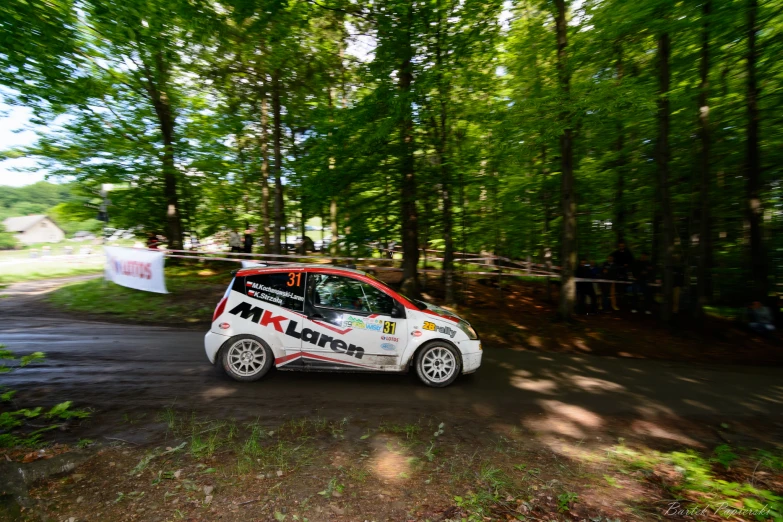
[309,274,369,312]
[361,283,395,315]
[244,271,306,312]
[308,274,396,316]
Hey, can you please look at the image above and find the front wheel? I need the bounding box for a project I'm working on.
[414,342,462,388]
[220,335,273,382]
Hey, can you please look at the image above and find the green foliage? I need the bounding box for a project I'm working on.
[711,444,739,470]
[0,225,17,250]
[0,182,104,240]
[0,344,90,447]
[317,478,345,499]
[668,449,783,518]
[557,492,579,512]
[0,347,44,373]
[2,0,782,301]
[610,443,783,519]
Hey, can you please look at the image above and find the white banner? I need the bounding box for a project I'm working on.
[104,247,168,294]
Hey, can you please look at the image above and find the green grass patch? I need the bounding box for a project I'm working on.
[47,263,231,324]
[0,264,103,285]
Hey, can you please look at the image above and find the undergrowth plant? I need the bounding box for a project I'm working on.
[0,344,91,448]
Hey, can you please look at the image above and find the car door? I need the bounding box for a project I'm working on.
[301,273,407,371]
[241,270,306,369]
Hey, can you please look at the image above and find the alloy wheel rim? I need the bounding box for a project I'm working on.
[422,346,456,383]
[228,339,265,376]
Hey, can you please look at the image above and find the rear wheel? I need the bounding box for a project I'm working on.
[220,335,273,382]
[415,342,461,387]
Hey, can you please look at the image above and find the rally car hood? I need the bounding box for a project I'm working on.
[415,300,468,324]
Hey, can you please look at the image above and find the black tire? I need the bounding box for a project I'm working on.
[414,341,462,388]
[220,335,274,382]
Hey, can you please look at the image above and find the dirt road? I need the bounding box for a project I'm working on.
[2,278,782,444]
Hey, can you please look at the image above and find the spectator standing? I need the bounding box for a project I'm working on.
[228,229,242,253]
[576,258,597,314]
[590,260,603,311]
[630,252,654,314]
[611,241,635,280]
[747,301,776,336]
[243,229,254,254]
[672,256,685,314]
[146,232,160,250]
[602,255,620,311]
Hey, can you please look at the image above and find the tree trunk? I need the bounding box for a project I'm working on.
[330,197,338,258]
[150,82,182,250]
[613,44,626,244]
[614,130,625,244]
[259,91,272,254]
[554,0,576,319]
[696,0,713,318]
[272,69,284,256]
[656,31,675,323]
[435,0,455,304]
[745,0,767,300]
[399,0,420,297]
[289,126,306,255]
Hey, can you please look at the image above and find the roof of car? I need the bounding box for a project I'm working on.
[235,263,368,277]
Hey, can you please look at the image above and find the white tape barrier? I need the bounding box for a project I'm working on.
[105,246,168,294]
[162,250,660,285]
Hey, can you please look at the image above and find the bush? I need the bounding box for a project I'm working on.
[0,224,18,250]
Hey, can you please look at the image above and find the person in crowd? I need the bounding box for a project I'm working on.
[672,255,685,314]
[243,229,254,254]
[228,229,242,253]
[630,252,654,314]
[747,301,776,336]
[601,255,620,311]
[611,241,634,280]
[590,260,603,311]
[146,232,160,250]
[576,258,597,314]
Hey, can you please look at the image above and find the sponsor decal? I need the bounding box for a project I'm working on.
[380,335,399,343]
[229,301,365,359]
[246,282,304,303]
[108,256,153,280]
[383,321,397,335]
[342,315,384,332]
[380,343,396,351]
[422,320,456,338]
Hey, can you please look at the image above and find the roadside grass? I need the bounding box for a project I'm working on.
[0,263,103,285]
[20,412,783,522]
[46,263,232,324]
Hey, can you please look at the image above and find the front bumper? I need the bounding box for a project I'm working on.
[458,340,482,374]
[205,330,229,364]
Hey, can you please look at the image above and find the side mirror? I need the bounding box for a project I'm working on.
[391,304,403,318]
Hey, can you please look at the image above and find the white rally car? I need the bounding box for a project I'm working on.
[205,265,482,387]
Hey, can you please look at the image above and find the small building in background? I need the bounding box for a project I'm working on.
[2,215,65,244]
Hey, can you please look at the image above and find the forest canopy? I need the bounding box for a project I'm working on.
[1,0,781,317]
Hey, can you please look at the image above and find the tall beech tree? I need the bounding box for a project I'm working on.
[553,0,577,319]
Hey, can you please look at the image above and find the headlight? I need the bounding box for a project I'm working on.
[457,320,479,340]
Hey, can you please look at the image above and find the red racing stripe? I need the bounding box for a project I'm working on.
[311,320,352,335]
[300,352,374,369]
[275,353,302,366]
[422,309,460,323]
